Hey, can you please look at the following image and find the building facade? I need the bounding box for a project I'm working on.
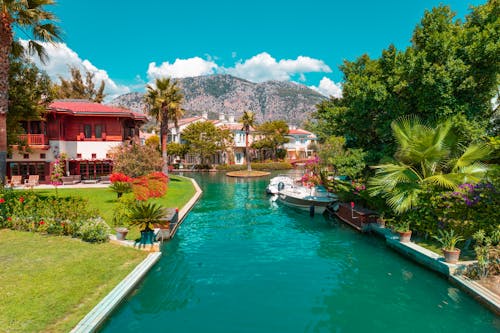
[7,100,146,183]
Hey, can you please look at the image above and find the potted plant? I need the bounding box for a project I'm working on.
[115,227,129,240]
[395,220,412,242]
[433,229,464,264]
[127,201,167,245]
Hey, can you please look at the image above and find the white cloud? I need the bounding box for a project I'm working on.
[146,57,218,81]
[223,52,331,82]
[21,40,130,100]
[310,77,342,98]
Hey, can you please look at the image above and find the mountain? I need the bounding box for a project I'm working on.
[110,74,326,125]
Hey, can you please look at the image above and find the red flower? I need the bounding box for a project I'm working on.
[0,198,5,204]
[39,220,45,225]
[19,197,24,203]
[7,217,12,221]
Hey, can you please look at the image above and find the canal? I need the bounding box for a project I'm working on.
[101,173,499,332]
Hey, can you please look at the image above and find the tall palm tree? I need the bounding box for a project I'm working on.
[239,110,255,172]
[144,77,184,174]
[368,116,490,214]
[0,0,61,183]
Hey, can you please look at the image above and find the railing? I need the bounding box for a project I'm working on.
[18,134,48,145]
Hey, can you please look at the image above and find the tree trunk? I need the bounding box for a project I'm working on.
[0,12,13,184]
[160,122,169,175]
[245,129,251,172]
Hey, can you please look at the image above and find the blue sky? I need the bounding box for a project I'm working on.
[25,0,485,99]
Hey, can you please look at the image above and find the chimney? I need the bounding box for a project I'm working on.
[202,111,208,120]
[228,111,235,123]
[219,112,225,121]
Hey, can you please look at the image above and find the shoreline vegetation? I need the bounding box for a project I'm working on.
[0,175,195,333]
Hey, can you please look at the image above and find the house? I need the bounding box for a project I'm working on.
[283,127,318,161]
[167,111,256,166]
[7,99,147,183]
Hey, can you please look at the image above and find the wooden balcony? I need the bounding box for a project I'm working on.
[18,134,49,146]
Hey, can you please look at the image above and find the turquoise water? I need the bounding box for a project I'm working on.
[101,173,499,332]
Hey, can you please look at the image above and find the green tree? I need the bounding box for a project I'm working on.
[8,57,53,151]
[0,0,61,183]
[182,121,232,167]
[54,67,106,102]
[368,116,491,214]
[110,142,163,178]
[311,1,499,163]
[239,111,255,171]
[144,78,184,174]
[253,120,289,161]
[318,136,366,179]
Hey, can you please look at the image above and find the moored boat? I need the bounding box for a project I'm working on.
[266,175,296,194]
[277,185,338,214]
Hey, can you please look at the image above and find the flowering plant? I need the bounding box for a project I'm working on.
[109,173,133,198]
[132,172,169,201]
[50,159,64,186]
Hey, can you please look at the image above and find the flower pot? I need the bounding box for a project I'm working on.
[398,230,412,242]
[376,218,385,228]
[443,248,460,264]
[115,227,129,240]
[140,230,156,244]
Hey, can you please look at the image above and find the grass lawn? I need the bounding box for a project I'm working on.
[0,175,197,332]
[415,238,476,261]
[34,175,196,239]
[0,229,148,333]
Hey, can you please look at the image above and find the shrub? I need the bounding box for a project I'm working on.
[77,217,111,243]
[132,172,168,201]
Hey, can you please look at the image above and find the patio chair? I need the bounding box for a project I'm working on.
[8,175,22,187]
[24,175,39,188]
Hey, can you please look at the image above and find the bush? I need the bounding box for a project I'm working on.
[77,217,111,243]
[216,162,293,171]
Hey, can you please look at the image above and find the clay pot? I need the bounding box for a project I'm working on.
[398,230,412,243]
[443,248,461,264]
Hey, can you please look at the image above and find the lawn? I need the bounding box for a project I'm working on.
[0,175,197,332]
[0,229,148,333]
[34,175,196,231]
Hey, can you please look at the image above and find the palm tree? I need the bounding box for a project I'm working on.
[0,0,61,183]
[368,116,490,214]
[144,77,184,174]
[239,110,255,172]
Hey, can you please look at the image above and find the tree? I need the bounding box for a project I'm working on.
[0,0,61,183]
[253,120,289,161]
[318,136,366,179]
[311,2,499,163]
[181,121,232,167]
[144,78,184,174]
[368,116,491,214]
[109,142,163,178]
[54,67,105,102]
[239,110,255,171]
[8,56,53,150]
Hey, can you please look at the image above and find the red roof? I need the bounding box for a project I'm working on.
[49,100,147,121]
[288,128,313,135]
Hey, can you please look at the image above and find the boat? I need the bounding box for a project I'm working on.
[276,184,338,214]
[266,175,296,194]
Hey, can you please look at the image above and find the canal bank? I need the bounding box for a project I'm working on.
[71,176,203,333]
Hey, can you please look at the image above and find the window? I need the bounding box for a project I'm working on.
[95,125,102,139]
[91,153,97,159]
[84,124,92,138]
[23,154,29,159]
[76,153,82,159]
[40,153,46,159]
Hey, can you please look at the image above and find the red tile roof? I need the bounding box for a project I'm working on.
[288,128,313,135]
[49,100,147,121]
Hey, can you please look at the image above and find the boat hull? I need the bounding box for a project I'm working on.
[277,192,334,214]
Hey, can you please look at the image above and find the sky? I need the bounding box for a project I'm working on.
[22,0,486,100]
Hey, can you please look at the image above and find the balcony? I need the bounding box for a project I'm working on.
[18,134,49,147]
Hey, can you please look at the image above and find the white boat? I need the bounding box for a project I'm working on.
[277,185,338,214]
[266,175,296,194]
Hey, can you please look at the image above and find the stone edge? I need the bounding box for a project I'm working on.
[70,252,161,333]
[71,176,202,332]
[369,224,500,315]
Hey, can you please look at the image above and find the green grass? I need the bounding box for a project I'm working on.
[415,238,476,261]
[0,175,197,332]
[0,229,148,333]
[34,175,196,239]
